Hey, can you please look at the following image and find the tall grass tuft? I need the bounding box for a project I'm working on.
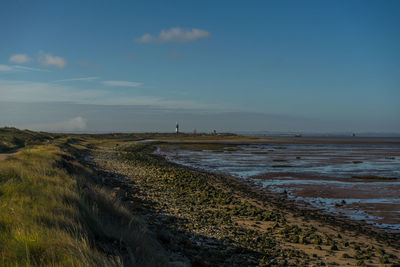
[0,141,167,266]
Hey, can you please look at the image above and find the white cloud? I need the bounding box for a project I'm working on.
[26,116,88,132]
[61,116,88,130]
[0,64,13,71]
[38,52,67,68]
[135,27,210,43]
[53,77,98,82]
[9,54,31,64]
[102,80,142,87]
[136,33,154,43]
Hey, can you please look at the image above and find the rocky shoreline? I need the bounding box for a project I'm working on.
[87,142,400,266]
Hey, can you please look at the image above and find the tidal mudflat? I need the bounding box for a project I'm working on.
[158,141,400,231]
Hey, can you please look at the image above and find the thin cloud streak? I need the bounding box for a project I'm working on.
[102,80,142,87]
[14,65,51,72]
[0,64,49,72]
[9,54,31,64]
[135,27,210,43]
[0,79,226,110]
[53,77,99,82]
[0,64,13,71]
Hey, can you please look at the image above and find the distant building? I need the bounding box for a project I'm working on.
[176,122,179,135]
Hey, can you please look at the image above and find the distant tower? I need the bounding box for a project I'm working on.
[176,122,179,135]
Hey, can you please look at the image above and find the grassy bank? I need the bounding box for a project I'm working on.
[0,127,57,153]
[0,139,167,266]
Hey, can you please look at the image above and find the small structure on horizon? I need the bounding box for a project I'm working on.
[176,122,179,135]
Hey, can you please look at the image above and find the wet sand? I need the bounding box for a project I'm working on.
[256,174,400,230]
[157,140,400,232]
[158,136,400,145]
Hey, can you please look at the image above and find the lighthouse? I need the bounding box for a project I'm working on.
[176,122,179,135]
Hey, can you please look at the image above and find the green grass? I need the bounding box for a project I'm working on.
[0,140,167,266]
[0,127,57,153]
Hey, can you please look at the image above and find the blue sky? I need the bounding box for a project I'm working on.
[1,0,399,133]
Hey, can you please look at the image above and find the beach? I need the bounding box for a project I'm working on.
[157,138,400,233]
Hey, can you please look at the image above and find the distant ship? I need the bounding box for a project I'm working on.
[295,133,302,137]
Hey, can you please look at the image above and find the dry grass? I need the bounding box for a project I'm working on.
[0,127,56,153]
[0,141,167,266]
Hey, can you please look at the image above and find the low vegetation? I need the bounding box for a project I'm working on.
[0,135,167,266]
[0,127,56,153]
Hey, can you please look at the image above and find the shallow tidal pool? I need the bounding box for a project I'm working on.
[157,142,400,231]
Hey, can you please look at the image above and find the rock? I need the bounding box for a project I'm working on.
[170,261,191,267]
[182,238,195,249]
[157,230,172,245]
[191,258,208,267]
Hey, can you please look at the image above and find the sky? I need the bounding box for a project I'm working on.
[1,0,399,133]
